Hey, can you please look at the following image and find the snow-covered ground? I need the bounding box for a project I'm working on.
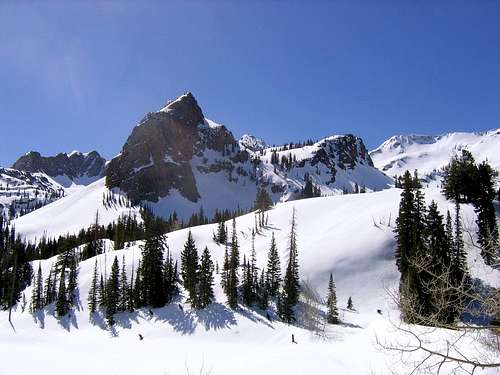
[2,187,498,375]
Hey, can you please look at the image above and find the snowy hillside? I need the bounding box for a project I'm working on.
[2,187,498,375]
[13,178,140,242]
[370,128,500,182]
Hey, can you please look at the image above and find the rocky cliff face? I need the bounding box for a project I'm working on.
[106,92,241,203]
[0,167,64,220]
[105,92,392,218]
[12,150,106,186]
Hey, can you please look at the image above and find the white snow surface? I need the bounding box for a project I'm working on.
[12,178,141,242]
[370,128,500,182]
[2,187,498,375]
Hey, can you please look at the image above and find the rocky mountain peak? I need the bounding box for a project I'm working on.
[12,150,106,184]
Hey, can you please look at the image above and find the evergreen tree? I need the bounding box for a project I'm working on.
[257,269,269,310]
[221,243,229,293]
[475,162,499,265]
[326,273,339,324]
[139,222,166,307]
[164,249,178,304]
[132,261,142,308]
[98,274,106,308]
[279,208,300,323]
[241,256,254,306]
[119,255,128,311]
[347,296,353,310]
[266,232,281,297]
[55,265,69,317]
[88,259,99,313]
[227,218,239,309]
[31,262,43,311]
[67,253,77,306]
[105,256,120,326]
[197,247,214,308]
[44,266,56,306]
[254,188,273,212]
[180,230,199,305]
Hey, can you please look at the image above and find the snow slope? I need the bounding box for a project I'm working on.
[13,178,141,242]
[2,187,498,375]
[370,128,500,182]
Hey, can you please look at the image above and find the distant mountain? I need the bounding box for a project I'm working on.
[12,150,106,187]
[0,167,64,220]
[370,128,500,182]
[239,134,267,152]
[106,92,392,220]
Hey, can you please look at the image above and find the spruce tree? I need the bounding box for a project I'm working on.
[347,296,353,310]
[241,256,253,306]
[227,218,240,309]
[98,274,106,309]
[67,254,77,306]
[55,265,69,317]
[88,260,99,313]
[132,261,142,308]
[31,263,43,311]
[119,255,128,311]
[197,246,214,308]
[105,257,120,326]
[257,269,269,310]
[221,243,229,294]
[139,222,166,307]
[266,232,281,297]
[180,230,199,305]
[279,208,300,323]
[326,273,339,324]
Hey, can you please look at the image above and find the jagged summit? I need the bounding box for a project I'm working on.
[158,92,205,128]
[12,150,106,187]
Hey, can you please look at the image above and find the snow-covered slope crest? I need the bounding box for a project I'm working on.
[0,167,64,220]
[13,178,141,242]
[370,128,500,181]
[2,188,497,375]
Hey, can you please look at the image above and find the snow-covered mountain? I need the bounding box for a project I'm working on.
[370,128,500,182]
[12,150,106,188]
[238,134,267,152]
[0,167,64,220]
[106,92,392,220]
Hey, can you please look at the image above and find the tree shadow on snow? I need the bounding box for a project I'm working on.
[152,304,197,334]
[195,302,237,331]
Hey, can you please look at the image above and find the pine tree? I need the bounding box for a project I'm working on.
[105,257,120,326]
[119,255,128,311]
[139,223,166,307]
[257,269,269,310]
[326,273,339,324]
[197,247,214,308]
[221,243,229,293]
[164,249,178,304]
[88,259,99,313]
[279,208,300,323]
[55,265,69,317]
[266,232,281,297]
[227,218,239,309]
[241,256,253,306]
[180,230,199,305]
[132,261,142,308]
[98,274,106,308]
[31,262,43,311]
[67,253,77,306]
[347,296,353,310]
[44,266,57,306]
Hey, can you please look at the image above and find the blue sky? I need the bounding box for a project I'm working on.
[1,1,499,166]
